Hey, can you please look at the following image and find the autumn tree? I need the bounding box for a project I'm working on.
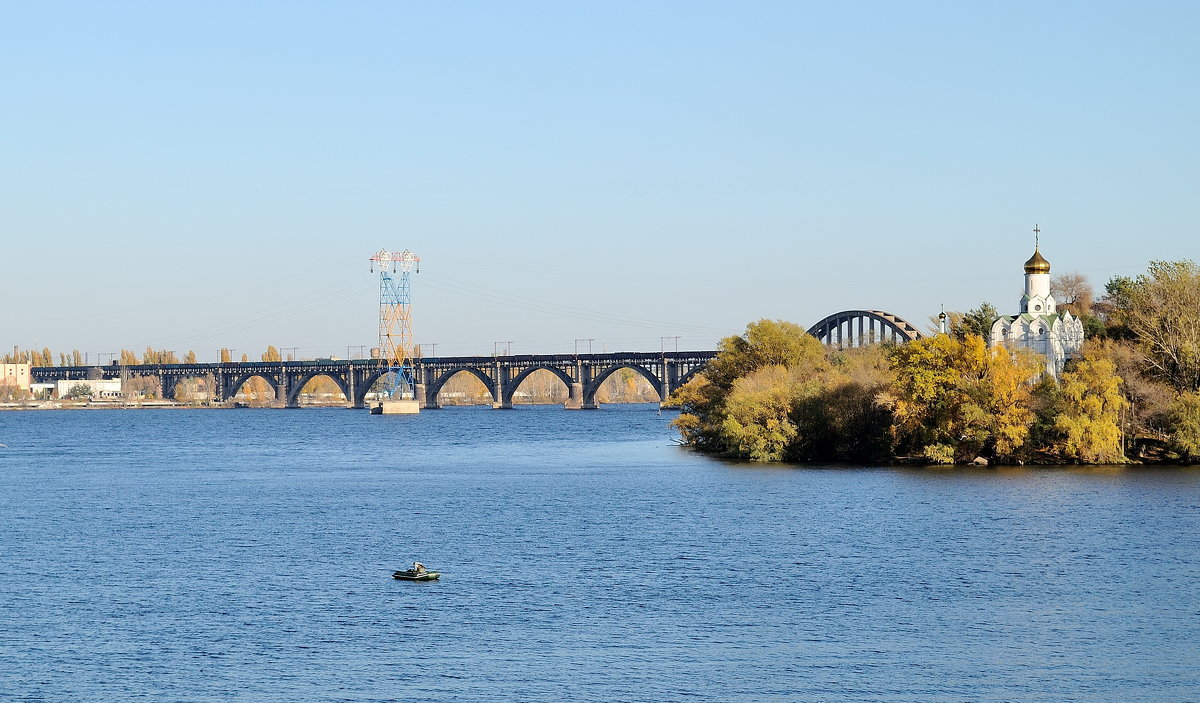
[792,345,895,462]
[1167,391,1200,462]
[141,348,179,364]
[888,334,1041,463]
[124,375,161,399]
[716,364,808,461]
[262,346,281,362]
[185,350,197,364]
[1120,260,1200,392]
[1053,272,1095,317]
[670,319,829,459]
[1049,345,1126,463]
[119,349,139,365]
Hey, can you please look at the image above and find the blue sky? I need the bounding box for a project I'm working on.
[3,1,1197,361]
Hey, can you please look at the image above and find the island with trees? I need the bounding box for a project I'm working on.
[669,260,1200,465]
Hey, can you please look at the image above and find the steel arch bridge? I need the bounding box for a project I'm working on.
[806,309,923,347]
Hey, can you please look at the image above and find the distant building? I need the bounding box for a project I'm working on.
[1,363,32,390]
[989,239,1085,377]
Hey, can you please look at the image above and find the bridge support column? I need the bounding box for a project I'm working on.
[416,383,439,409]
[492,364,512,409]
[564,382,584,410]
[577,362,599,409]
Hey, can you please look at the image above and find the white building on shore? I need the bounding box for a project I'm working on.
[54,378,123,399]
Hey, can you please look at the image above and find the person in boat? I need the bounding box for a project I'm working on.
[412,561,426,575]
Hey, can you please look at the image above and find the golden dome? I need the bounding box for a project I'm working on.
[1024,247,1051,274]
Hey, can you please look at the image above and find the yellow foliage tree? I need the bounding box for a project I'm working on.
[1168,390,1200,461]
[889,334,1041,463]
[670,319,829,460]
[1052,346,1126,463]
[718,365,809,462]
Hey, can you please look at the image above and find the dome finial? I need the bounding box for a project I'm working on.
[1024,224,1050,274]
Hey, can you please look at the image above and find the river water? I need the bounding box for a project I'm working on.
[0,405,1197,702]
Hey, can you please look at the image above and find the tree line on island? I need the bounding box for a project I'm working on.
[668,260,1200,465]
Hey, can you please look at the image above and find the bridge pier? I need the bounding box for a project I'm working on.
[415,383,440,409]
[278,375,291,408]
[492,363,512,409]
[564,382,583,410]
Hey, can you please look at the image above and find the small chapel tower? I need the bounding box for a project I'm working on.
[989,226,1085,377]
[1020,228,1056,315]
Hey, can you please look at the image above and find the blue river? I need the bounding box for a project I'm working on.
[1,405,1197,702]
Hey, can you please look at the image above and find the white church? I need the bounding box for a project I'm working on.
[988,237,1085,377]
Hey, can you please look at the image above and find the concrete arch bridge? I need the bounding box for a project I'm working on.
[31,310,921,409]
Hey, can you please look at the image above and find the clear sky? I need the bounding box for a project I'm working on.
[3,1,1197,361]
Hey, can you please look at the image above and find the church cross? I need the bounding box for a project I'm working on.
[1033,224,1040,248]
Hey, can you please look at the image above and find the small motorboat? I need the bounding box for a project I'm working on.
[392,569,440,581]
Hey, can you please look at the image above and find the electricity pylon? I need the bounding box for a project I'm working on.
[369,249,420,399]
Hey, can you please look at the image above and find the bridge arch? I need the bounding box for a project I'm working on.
[586,363,663,405]
[225,373,281,405]
[286,371,351,407]
[505,365,575,406]
[353,367,392,407]
[161,373,212,404]
[426,366,497,405]
[807,310,922,347]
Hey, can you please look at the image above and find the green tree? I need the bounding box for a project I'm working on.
[955,302,999,340]
[65,383,93,399]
